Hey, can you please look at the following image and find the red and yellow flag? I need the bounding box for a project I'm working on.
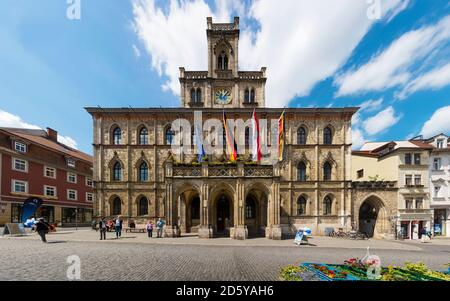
[223,112,237,162]
[277,110,285,162]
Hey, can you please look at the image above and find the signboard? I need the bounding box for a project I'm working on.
[2,223,27,236]
[21,197,43,224]
[294,230,308,245]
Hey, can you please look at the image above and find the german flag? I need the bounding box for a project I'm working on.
[223,112,237,162]
[278,110,285,162]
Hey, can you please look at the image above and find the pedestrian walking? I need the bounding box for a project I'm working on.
[99,217,107,240]
[114,216,123,239]
[35,218,49,243]
[156,218,165,238]
[146,221,153,238]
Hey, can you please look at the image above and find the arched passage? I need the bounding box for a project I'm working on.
[175,184,201,234]
[358,196,387,238]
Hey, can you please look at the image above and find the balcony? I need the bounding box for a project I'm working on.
[215,70,233,79]
[170,163,274,178]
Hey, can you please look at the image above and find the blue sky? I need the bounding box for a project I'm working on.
[0,0,449,154]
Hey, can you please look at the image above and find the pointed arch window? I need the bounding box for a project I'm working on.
[165,127,175,145]
[138,197,148,216]
[250,89,255,103]
[297,196,307,215]
[298,162,307,181]
[244,89,250,103]
[139,127,148,145]
[191,88,202,103]
[324,127,333,145]
[112,127,122,145]
[323,161,332,181]
[139,161,149,182]
[113,162,122,181]
[297,127,307,145]
[218,51,229,70]
[323,196,332,215]
[112,197,121,215]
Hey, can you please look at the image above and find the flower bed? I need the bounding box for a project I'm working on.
[280,261,450,281]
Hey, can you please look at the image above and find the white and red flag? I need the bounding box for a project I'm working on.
[251,109,262,162]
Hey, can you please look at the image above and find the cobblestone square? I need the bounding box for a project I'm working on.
[1,229,449,281]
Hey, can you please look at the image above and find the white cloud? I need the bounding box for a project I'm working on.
[420,105,450,137]
[57,135,78,149]
[359,98,384,112]
[0,109,40,129]
[397,62,450,99]
[335,15,450,97]
[132,0,408,107]
[363,106,402,136]
[352,127,367,149]
[0,109,78,149]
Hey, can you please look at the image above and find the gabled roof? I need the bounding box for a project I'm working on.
[0,127,92,163]
[354,140,433,158]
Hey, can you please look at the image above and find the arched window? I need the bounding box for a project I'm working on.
[323,196,332,215]
[324,127,333,145]
[245,197,256,219]
[297,127,307,145]
[297,196,307,215]
[138,197,148,216]
[139,127,148,145]
[112,127,122,145]
[190,88,196,103]
[196,88,202,103]
[139,161,148,182]
[323,161,332,181]
[219,51,228,70]
[113,162,122,181]
[244,89,250,103]
[298,162,307,181]
[112,197,121,215]
[245,127,251,146]
[250,89,255,103]
[165,127,174,145]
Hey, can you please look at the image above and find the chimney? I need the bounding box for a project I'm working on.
[47,127,58,142]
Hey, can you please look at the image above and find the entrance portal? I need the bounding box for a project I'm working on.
[359,201,379,237]
[216,195,230,233]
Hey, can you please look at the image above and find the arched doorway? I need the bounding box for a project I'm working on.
[358,196,387,238]
[216,195,231,235]
[245,186,269,238]
[188,196,200,232]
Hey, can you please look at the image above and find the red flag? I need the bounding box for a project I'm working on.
[252,109,262,162]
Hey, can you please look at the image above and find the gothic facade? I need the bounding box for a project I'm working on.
[86,17,358,239]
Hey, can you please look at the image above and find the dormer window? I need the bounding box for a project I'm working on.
[67,159,76,168]
[437,139,444,149]
[14,141,27,153]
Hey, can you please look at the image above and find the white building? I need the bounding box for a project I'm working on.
[424,134,450,237]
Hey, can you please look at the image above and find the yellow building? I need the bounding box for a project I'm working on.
[352,140,433,239]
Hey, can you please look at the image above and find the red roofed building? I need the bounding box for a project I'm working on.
[0,127,94,227]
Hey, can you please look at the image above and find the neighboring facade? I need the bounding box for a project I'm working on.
[86,17,357,240]
[0,127,94,227]
[423,134,450,237]
[352,140,434,240]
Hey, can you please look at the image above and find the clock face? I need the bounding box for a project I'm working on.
[215,89,232,105]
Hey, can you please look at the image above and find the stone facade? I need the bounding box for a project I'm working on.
[86,17,358,240]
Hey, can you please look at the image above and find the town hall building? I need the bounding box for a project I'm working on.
[86,17,364,240]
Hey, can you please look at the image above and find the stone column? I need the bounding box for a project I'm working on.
[266,176,282,240]
[198,180,212,238]
[164,180,179,237]
[233,175,247,240]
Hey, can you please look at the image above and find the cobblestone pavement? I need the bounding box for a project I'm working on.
[0,234,449,281]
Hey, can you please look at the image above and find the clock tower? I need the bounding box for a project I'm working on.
[179,17,267,109]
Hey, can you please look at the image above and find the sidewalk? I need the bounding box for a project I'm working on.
[1,228,429,251]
